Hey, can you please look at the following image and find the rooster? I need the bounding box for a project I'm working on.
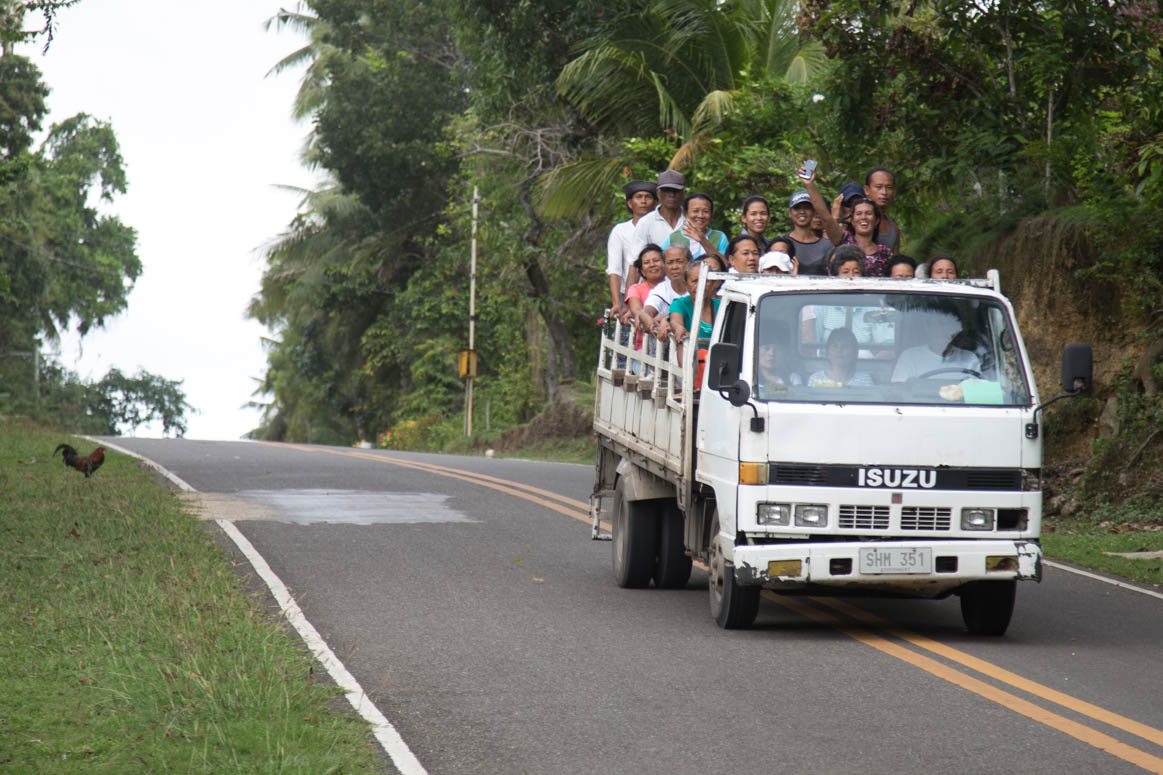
[53,444,106,478]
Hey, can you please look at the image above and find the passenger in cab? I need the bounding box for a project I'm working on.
[725,234,761,273]
[808,327,875,387]
[757,320,802,393]
[885,254,917,278]
[800,165,893,276]
[827,245,865,277]
[606,180,657,315]
[785,191,832,276]
[891,309,981,381]
[642,244,693,340]
[864,168,902,253]
[663,193,727,261]
[738,196,771,252]
[669,259,723,345]
[929,254,958,279]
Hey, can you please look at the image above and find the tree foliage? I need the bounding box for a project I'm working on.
[251,0,1163,453]
[0,5,190,437]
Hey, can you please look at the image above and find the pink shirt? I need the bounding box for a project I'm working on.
[624,280,660,349]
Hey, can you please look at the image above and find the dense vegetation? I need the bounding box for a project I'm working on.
[250,0,1163,510]
[0,2,193,435]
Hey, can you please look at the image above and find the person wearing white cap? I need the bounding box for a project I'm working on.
[606,179,657,315]
[759,250,796,275]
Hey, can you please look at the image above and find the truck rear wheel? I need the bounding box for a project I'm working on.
[707,513,759,628]
[959,581,1016,635]
[612,479,658,588]
[653,501,692,589]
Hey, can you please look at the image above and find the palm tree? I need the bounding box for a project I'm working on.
[541,0,826,216]
[263,5,337,122]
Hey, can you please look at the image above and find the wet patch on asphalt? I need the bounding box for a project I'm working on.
[183,489,476,525]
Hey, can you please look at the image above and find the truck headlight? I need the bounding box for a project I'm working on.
[795,504,828,528]
[757,503,791,525]
[961,508,995,530]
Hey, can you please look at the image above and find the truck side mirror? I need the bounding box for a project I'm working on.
[706,343,751,407]
[1061,343,1093,394]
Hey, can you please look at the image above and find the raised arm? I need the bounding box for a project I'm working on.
[799,165,846,245]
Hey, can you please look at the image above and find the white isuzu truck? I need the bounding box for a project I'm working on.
[591,269,1091,634]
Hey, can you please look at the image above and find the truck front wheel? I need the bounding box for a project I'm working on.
[612,480,659,588]
[707,513,759,628]
[959,581,1016,635]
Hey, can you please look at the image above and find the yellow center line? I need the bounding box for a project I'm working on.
[264,441,1163,773]
[764,594,1163,774]
[810,596,1163,749]
[272,443,595,525]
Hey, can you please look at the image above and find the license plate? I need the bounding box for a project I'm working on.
[859,546,932,574]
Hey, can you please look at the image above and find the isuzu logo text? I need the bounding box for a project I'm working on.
[858,468,938,488]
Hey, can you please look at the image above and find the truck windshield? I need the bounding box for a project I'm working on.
[754,291,1032,406]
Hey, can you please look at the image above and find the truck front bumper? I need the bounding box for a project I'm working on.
[732,539,1041,598]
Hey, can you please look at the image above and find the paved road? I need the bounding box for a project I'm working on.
[105,438,1163,774]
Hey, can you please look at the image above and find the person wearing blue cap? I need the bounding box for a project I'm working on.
[606,179,658,315]
[783,189,833,276]
[835,182,865,223]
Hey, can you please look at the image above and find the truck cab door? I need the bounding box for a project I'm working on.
[697,297,748,529]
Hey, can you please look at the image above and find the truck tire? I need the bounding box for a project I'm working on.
[959,581,1016,635]
[653,501,692,589]
[612,479,659,588]
[707,513,759,628]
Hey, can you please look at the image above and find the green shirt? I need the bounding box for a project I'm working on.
[670,294,720,341]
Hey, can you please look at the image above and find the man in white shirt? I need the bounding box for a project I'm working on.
[892,311,981,381]
[632,169,686,264]
[607,180,658,314]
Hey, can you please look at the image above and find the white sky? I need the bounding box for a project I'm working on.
[21,1,316,440]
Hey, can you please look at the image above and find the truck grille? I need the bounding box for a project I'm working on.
[901,507,952,531]
[965,470,1022,490]
[771,464,827,485]
[838,505,890,530]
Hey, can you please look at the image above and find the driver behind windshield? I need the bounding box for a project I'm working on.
[891,310,981,381]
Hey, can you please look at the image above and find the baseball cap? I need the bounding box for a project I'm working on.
[623,180,657,197]
[759,251,794,273]
[789,191,811,208]
[656,169,686,190]
[839,182,865,206]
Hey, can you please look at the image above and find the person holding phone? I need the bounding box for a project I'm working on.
[799,163,893,276]
[784,190,832,276]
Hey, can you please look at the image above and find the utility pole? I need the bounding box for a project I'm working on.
[464,186,479,436]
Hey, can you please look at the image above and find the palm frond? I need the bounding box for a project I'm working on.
[535,158,632,219]
[690,89,737,135]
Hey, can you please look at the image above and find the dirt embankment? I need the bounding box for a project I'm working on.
[493,384,593,452]
[983,217,1137,459]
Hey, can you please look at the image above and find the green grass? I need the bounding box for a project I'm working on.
[0,417,382,773]
[1043,520,1163,589]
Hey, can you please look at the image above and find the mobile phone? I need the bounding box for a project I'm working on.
[799,159,818,179]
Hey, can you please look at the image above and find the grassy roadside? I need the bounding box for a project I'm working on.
[0,417,382,773]
[1042,518,1163,589]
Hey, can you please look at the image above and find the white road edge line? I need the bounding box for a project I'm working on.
[1044,558,1163,602]
[88,438,428,775]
